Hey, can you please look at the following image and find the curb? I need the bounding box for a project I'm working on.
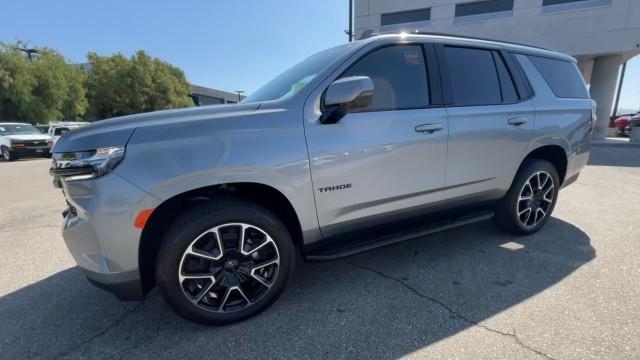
[591,141,640,148]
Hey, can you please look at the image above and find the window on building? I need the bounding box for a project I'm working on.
[444,47,502,106]
[455,0,514,18]
[381,8,431,26]
[543,0,602,6]
[541,0,610,12]
[340,45,429,111]
[528,56,589,99]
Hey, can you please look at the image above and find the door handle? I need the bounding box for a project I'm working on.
[415,123,443,134]
[508,117,529,126]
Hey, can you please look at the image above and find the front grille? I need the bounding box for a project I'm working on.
[13,140,50,147]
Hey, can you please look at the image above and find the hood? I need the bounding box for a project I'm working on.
[5,134,52,141]
[52,103,261,153]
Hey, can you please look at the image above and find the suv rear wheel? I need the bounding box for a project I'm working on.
[495,159,559,235]
[156,198,295,325]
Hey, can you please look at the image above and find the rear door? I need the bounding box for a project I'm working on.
[304,44,449,237]
[436,45,535,197]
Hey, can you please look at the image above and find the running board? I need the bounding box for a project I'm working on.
[305,211,494,261]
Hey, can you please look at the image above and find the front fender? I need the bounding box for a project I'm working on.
[114,110,321,244]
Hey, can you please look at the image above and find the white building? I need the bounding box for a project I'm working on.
[190,85,244,106]
[354,0,640,140]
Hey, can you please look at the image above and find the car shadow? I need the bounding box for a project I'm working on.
[0,218,594,359]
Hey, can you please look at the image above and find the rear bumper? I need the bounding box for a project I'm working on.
[562,147,590,189]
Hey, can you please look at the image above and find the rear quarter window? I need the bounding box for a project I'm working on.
[528,55,589,99]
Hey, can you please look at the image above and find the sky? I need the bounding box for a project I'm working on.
[0,0,638,112]
[0,0,349,95]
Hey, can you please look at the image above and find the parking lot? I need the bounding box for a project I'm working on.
[1,144,639,359]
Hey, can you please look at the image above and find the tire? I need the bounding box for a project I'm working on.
[495,159,560,235]
[156,198,295,325]
[2,147,15,162]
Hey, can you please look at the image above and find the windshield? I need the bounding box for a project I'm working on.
[0,124,41,136]
[244,44,354,103]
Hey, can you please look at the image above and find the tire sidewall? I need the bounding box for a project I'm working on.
[502,160,560,234]
[2,147,13,162]
[156,201,295,325]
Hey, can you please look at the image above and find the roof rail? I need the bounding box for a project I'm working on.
[360,30,553,52]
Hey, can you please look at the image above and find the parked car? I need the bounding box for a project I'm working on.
[627,114,640,137]
[610,114,635,137]
[0,123,53,161]
[47,122,89,144]
[50,33,594,325]
[35,124,50,134]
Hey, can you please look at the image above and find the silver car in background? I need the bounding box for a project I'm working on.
[50,33,594,325]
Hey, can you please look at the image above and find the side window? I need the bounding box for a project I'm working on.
[54,127,70,136]
[341,45,429,111]
[443,46,501,106]
[493,51,519,103]
[528,55,589,99]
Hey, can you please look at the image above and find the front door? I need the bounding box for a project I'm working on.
[304,44,449,237]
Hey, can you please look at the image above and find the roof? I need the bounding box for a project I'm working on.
[48,121,89,127]
[191,85,243,100]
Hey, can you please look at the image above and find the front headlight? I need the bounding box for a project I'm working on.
[50,146,125,183]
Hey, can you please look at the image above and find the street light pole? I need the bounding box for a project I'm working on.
[348,0,353,42]
[15,47,39,62]
[611,61,627,119]
[235,91,245,103]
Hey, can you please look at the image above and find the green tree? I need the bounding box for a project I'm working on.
[86,50,193,119]
[0,42,88,123]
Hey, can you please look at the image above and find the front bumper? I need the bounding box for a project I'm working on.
[59,171,160,301]
[9,146,51,157]
[84,269,145,301]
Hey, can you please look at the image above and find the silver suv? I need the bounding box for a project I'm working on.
[50,33,594,325]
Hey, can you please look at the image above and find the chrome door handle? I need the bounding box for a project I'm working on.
[508,117,528,126]
[415,123,443,134]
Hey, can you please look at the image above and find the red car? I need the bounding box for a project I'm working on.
[610,114,634,136]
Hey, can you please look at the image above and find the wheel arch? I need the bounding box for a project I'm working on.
[518,145,568,185]
[138,182,304,295]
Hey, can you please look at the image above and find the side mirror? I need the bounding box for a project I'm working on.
[320,76,374,124]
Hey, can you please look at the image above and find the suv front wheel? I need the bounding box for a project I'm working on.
[156,198,295,325]
[2,147,15,162]
[495,159,560,235]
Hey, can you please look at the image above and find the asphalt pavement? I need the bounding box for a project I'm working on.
[1,144,639,359]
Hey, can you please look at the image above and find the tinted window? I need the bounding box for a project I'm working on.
[528,56,588,98]
[493,52,519,103]
[341,45,429,111]
[444,47,501,106]
[381,8,431,26]
[53,127,70,136]
[455,0,513,17]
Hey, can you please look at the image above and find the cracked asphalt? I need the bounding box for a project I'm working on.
[1,144,639,360]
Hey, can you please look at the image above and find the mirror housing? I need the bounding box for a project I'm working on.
[320,76,374,124]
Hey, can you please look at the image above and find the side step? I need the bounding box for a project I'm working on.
[305,210,494,261]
